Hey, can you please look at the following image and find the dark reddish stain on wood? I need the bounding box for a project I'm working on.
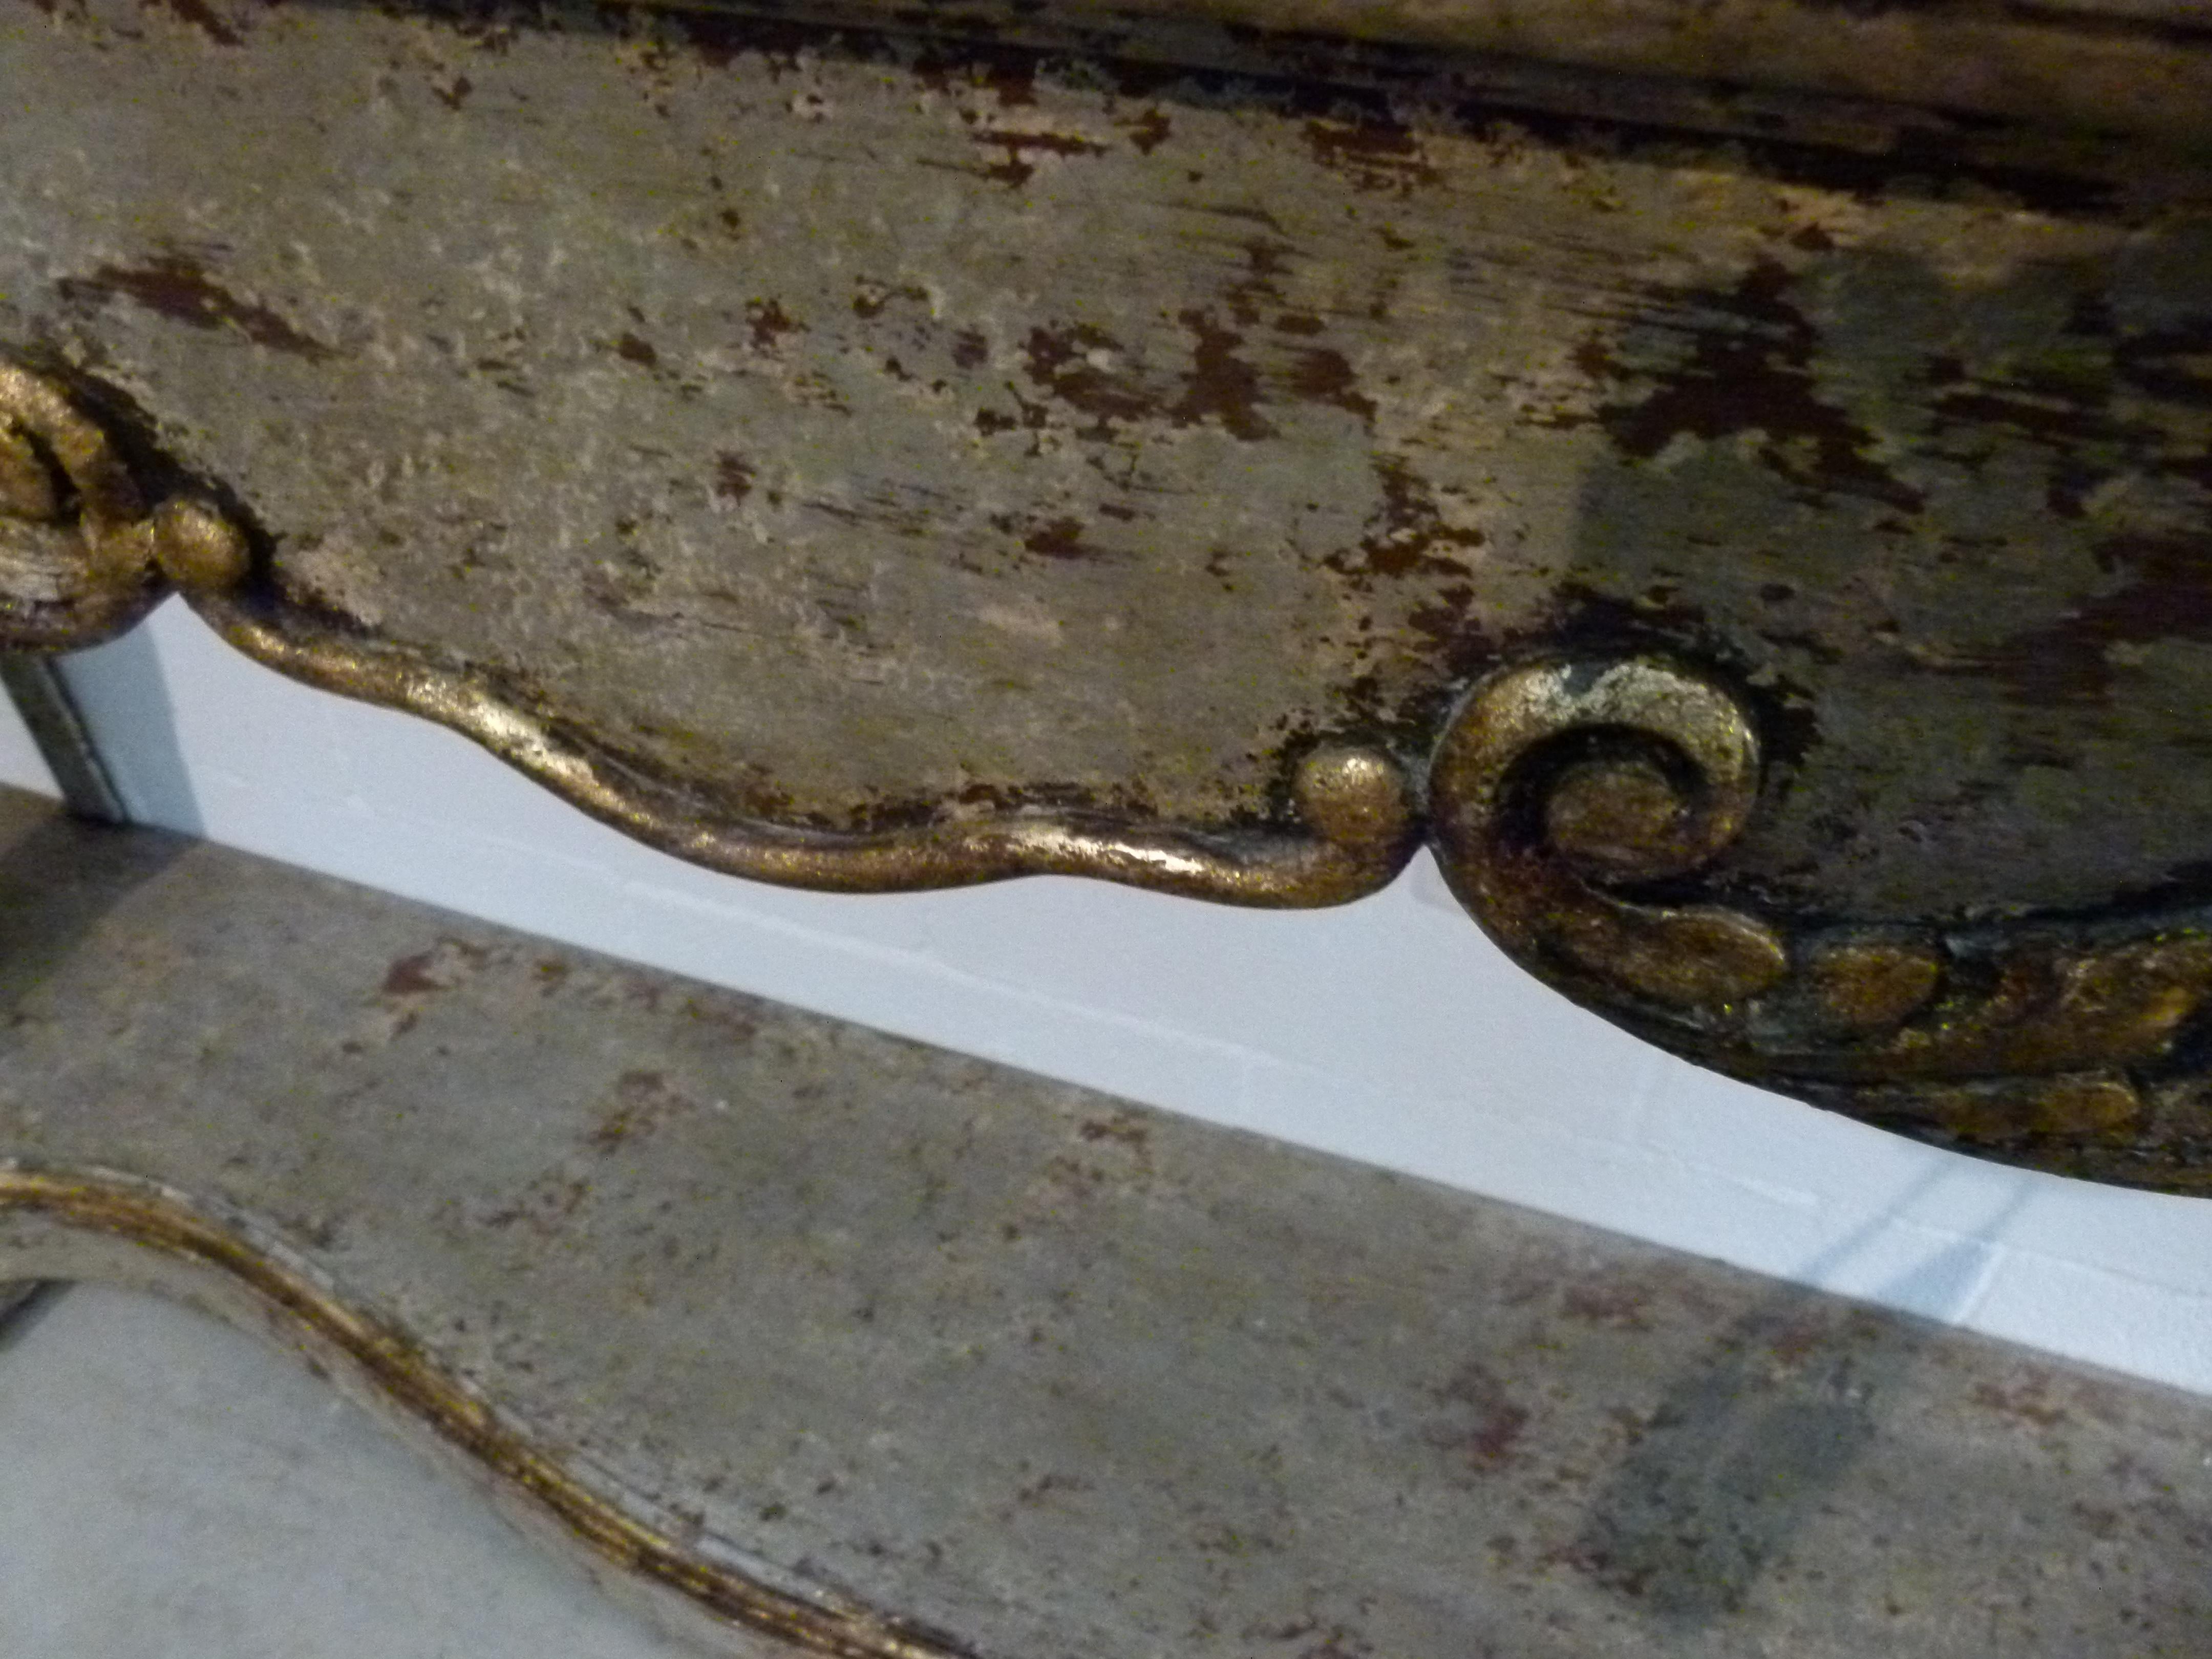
[852,279,928,320]
[1022,323,1153,432]
[1330,458,1484,582]
[384,953,445,996]
[1118,109,1173,155]
[1431,1362,1533,1470]
[1583,261,1923,512]
[1019,516,1094,560]
[1302,118,1439,193]
[989,511,1112,561]
[1169,308,1274,440]
[1283,345,1376,425]
[60,252,337,361]
[713,452,754,504]
[1953,533,2212,708]
[745,299,802,352]
[969,126,1108,187]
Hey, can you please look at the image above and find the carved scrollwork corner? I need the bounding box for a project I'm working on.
[0,361,250,651]
[1423,654,2212,1190]
[1427,657,1788,1015]
[6,367,2212,1189]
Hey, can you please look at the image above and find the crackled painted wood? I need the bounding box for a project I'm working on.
[3,0,2212,1189]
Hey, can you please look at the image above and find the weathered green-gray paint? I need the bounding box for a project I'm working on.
[6,0,2211,924]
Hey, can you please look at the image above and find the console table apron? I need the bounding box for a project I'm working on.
[2,0,2210,1649]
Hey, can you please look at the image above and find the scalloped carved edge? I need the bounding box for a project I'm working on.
[0,1161,965,1659]
[1427,656,2212,1191]
[186,588,1421,906]
[9,363,2212,1193]
[0,359,1420,909]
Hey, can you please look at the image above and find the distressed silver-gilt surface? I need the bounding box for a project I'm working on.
[4,0,2210,922]
[3,788,2210,1656]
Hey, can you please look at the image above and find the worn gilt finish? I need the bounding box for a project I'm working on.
[0,361,221,647]
[1431,657,2212,1190]
[4,0,2212,1189]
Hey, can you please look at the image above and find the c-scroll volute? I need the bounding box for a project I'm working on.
[0,361,248,651]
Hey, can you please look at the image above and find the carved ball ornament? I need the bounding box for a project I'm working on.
[4,0,2211,1200]
[7,352,2210,1194]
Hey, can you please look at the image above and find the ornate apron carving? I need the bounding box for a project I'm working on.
[4,0,2211,1193]
[1431,656,2212,1188]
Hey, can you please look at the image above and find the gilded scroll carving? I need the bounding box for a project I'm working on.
[1427,658,1787,1013]
[0,363,247,649]
[7,349,2212,1188]
[0,363,166,649]
[3,0,2210,1193]
[1424,654,2212,1187]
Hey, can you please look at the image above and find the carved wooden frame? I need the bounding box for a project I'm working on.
[4,0,2210,1200]
[3,2,2212,1652]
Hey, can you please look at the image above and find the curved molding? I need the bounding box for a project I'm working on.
[1428,656,2212,1191]
[2,363,1419,909]
[738,0,2212,146]
[8,343,2212,1189]
[0,1162,963,1659]
[188,588,1422,907]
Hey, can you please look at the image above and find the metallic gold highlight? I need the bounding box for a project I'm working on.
[151,497,252,594]
[186,587,1420,906]
[0,363,167,650]
[6,359,2208,1188]
[1753,928,2212,1096]
[1419,654,2212,1182]
[1427,656,1786,1011]
[0,364,252,651]
[0,1162,967,1659]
